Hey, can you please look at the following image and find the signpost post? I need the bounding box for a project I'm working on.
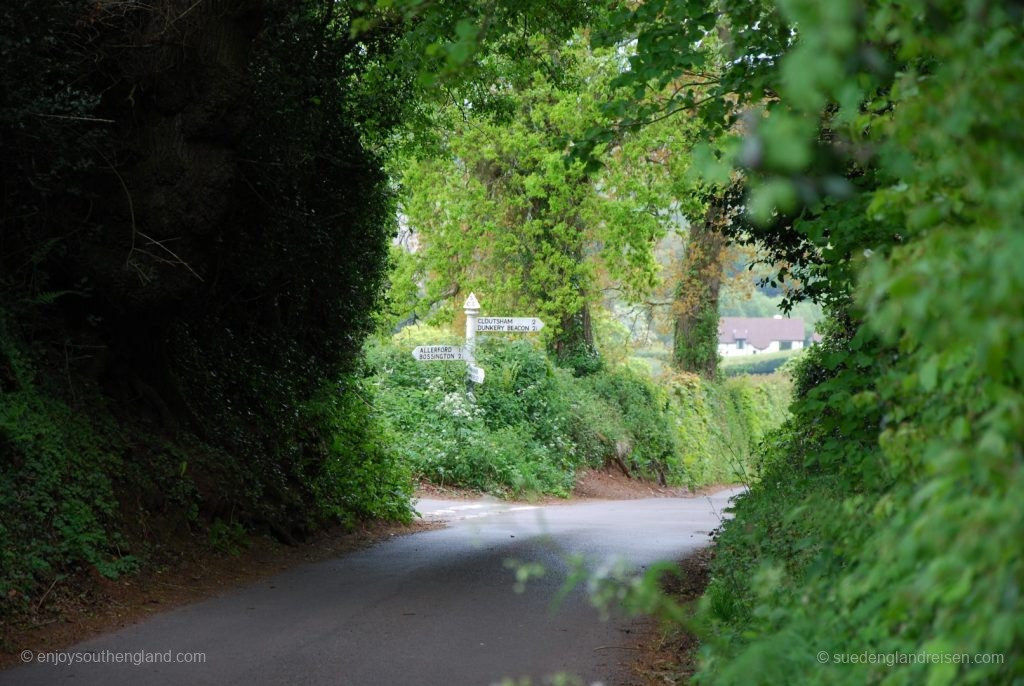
[463,292,480,365]
[409,292,544,389]
[462,293,480,396]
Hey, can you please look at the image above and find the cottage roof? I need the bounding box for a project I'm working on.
[718,316,805,350]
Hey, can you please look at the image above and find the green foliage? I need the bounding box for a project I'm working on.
[0,313,133,607]
[367,328,790,496]
[397,41,699,372]
[585,0,1024,681]
[666,372,791,487]
[208,519,249,556]
[578,368,679,482]
[367,332,581,496]
[0,310,414,617]
[14,6,1017,682]
[364,0,595,93]
[375,246,425,333]
[694,321,1019,684]
[306,379,414,527]
[0,1,419,616]
[0,391,125,588]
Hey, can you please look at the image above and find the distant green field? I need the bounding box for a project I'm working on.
[720,349,803,376]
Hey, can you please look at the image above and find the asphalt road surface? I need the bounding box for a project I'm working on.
[3,489,742,686]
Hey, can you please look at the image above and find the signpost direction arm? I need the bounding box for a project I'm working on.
[409,292,495,388]
[475,317,545,333]
[411,345,467,361]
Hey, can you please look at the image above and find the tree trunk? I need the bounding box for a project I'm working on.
[551,298,598,374]
[673,197,728,378]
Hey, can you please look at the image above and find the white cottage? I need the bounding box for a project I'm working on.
[718,316,806,357]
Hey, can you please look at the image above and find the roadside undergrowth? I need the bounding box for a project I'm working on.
[367,325,791,499]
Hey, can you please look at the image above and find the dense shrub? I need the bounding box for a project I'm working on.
[366,331,581,496]
[0,308,415,615]
[0,313,133,609]
[579,368,680,481]
[0,1,412,615]
[571,0,1024,678]
[696,317,1021,684]
[367,327,791,496]
[306,379,414,527]
[668,372,791,486]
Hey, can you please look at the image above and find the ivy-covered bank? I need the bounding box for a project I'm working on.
[695,311,1021,684]
[581,0,1024,681]
[0,0,415,620]
[0,311,414,618]
[366,327,791,497]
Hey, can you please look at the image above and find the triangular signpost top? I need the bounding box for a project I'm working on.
[410,292,543,387]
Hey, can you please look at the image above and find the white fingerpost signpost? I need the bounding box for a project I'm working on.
[411,345,469,361]
[462,292,484,386]
[409,292,544,389]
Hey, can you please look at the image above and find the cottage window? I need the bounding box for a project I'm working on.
[736,338,745,350]
[780,340,793,350]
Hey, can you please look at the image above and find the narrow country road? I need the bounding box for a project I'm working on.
[3,490,742,686]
